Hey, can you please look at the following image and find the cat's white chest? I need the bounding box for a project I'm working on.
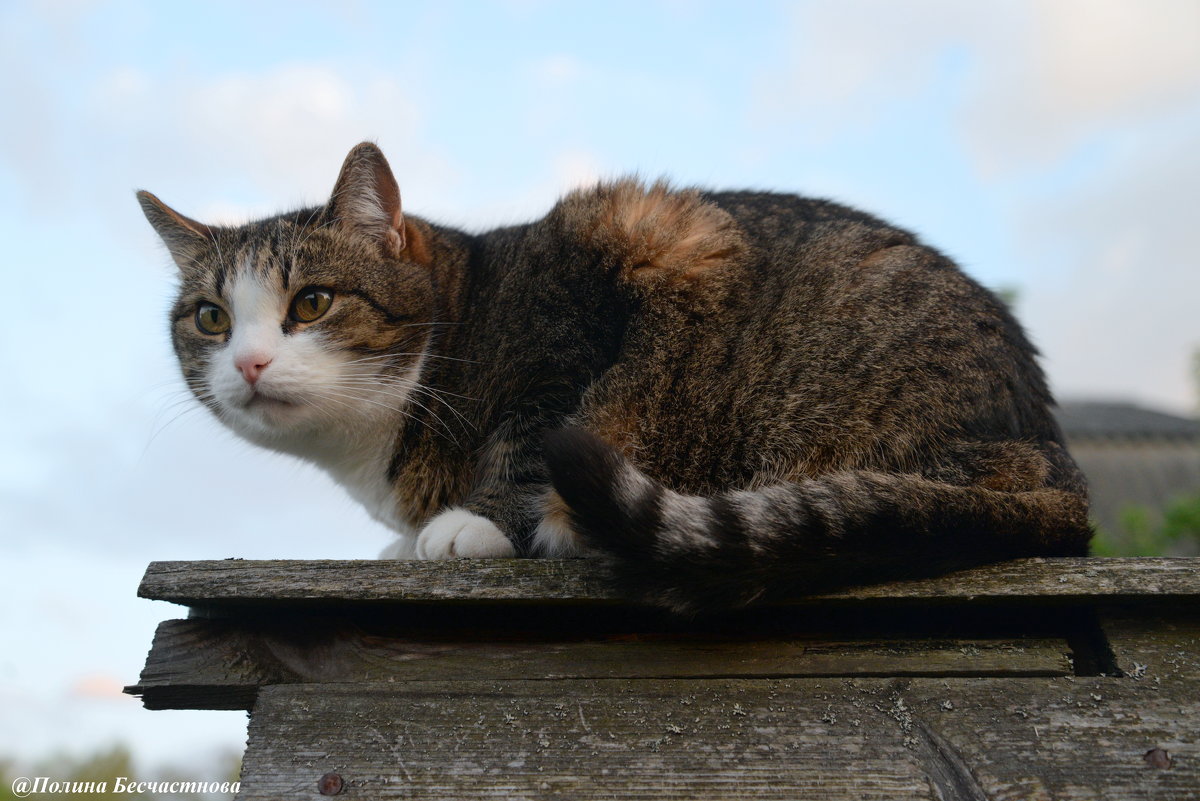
[324,449,416,547]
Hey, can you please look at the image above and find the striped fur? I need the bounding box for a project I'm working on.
[545,430,1089,612]
[141,142,1092,612]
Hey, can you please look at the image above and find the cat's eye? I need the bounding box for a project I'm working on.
[290,287,334,323]
[195,303,231,335]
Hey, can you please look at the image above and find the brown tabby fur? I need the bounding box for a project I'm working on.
[141,142,1091,613]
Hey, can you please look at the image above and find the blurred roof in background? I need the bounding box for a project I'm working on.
[1057,401,1200,441]
[1056,401,1199,544]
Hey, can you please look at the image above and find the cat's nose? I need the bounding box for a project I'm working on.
[235,354,273,385]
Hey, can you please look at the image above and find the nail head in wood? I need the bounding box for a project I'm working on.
[1142,748,1172,769]
[318,772,344,795]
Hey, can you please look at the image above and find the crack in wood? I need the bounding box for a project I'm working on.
[911,717,991,801]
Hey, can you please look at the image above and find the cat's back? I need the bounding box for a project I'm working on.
[697,188,1024,362]
[546,180,1058,490]
[704,187,1052,434]
[702,188,906,241]
[699,189,946,298]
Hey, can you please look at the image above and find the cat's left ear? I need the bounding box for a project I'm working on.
[137,190,214,273]
[325,142,407,259]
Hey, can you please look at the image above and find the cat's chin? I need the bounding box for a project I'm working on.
[224,392,316,440]
[245,393,299,415]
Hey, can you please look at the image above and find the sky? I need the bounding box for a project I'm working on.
[1,0,1198,778]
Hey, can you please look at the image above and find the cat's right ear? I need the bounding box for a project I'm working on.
[137,190,213,273]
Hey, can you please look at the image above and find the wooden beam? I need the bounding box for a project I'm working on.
[128,618,1073,711]
[235,677,1198,800]
[137,557,1200,608]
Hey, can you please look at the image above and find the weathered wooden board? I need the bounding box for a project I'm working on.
[131,618,1072,711]
[138,557,1200,608]
[1101,611,1200,681]
[236,677,1198,801]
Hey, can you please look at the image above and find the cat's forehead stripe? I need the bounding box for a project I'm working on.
[270,224,295,290]
[229,258,281,323]
[258,241,274,279]
[280,241,292,290]
[213,246,231,297]
[213,236,252,298]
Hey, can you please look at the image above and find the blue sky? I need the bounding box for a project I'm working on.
[1,0,1197,775]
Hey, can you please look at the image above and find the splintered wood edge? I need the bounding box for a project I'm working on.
[136,557,1200,608]
[125,618,1073,711]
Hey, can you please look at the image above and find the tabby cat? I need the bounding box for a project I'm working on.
[139,142,1091,612]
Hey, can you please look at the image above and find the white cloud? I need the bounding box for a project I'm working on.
[95,63,458,217]
[1021,127,1200,413]
[962,0,1200,174]
[755,0,1200,174]
[533,54,583,87]
[0,57,456,233]
[552,148,603,189]
[752,0,1199,411]
[751,0,1006,136]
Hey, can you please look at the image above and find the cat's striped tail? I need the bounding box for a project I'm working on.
[543,428,1091,613]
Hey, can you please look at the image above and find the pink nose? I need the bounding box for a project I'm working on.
[235,355,272,385]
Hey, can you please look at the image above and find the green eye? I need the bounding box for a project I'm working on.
[195,303,231,335]
[290,287,334,323]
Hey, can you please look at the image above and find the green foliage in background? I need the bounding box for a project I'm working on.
[0,746,143,800]
[0,745,239,801]
[1092,491,1200,556]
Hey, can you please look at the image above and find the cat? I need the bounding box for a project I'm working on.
[139,141,1091,613]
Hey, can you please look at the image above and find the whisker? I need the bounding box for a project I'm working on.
[331,380,478,431]
[327,377,481,425]
[308,387,460,446]
[288,206,324,257]
[392,351,480,365]
[329,375,479,400]
[140,401,211,462]
[294,214,340,251]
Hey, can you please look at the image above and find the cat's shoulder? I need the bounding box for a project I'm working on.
[544,178,750,289]
[542,179,913,291]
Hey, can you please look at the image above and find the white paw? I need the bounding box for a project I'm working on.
[415,508,516,559]
[378,536,417,559]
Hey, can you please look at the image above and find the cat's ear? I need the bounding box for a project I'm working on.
[325,142,407,258]
[137,190,213,273]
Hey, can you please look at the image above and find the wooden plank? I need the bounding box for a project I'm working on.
[138,557,1200,608]
[1101,611,1200,681]
[129,619,1072,710]
[235,677,1199,800]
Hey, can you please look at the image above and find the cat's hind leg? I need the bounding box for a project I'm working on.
[532,487,590,557]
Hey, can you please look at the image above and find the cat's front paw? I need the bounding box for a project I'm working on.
[415,508,516,559]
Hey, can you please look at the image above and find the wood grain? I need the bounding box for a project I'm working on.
[236,677,1199,800]
[130,618,1072,711]
[1101,610,1200,681]
[137,557,1200,608]
[123,558,1200,798]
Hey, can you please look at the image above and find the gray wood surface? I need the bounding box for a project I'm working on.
[138,557,1200,607]
[125,558,1200,798]
[236,677,1198,800]
[1101,610,1200,681]
[131,618,1072,711]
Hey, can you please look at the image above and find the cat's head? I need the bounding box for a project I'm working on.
[140,143,436,455]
